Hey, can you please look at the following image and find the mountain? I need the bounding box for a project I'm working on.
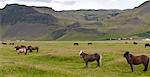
[0,1,150,41]
[102,1,150,37]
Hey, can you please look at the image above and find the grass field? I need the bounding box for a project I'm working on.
[0,41,150,77]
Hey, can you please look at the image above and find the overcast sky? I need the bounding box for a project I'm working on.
[0,0,148,11]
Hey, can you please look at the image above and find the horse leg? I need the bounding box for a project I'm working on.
[37,48,39,53]
[96,60,100,67]
[143,58,149,71]
[85,61,88,68]
[30,49,32,52]
[143,64,148,71]
[25,50,27,55]
[130,64,133,72]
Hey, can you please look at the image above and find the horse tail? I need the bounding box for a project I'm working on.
[100,54,102,66]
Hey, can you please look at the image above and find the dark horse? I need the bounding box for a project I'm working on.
[9,43,15,45]
[124,51,149,72]
[88,43,92,45]
[74,43,78,45]
[79,50,102,67]
[2,42,7,45]
[133,42,138,45]
[27,46,39,52]
[145,43,150,48]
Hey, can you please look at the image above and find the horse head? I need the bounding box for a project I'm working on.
[14,46,20,50]
[124,51,130,58]
[79,50,85,58]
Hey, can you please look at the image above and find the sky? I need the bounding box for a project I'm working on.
[0,0,149,11]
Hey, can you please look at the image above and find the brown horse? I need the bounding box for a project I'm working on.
[124,51,149,72]
[27,46,39,52]
[79,50,102,67]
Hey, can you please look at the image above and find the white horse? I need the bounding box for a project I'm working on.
[16,48,27,55]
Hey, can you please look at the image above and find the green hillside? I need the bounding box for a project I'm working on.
[0,1,150,41]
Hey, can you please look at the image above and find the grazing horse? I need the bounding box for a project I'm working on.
[133,42,138,45]
[2,42,7,45]
[14,46,21,50]
[9,43,15,45]
[88,43,92,45]
[27,46,39,52]
[79,50,102,67]
[15,46,27,55]
[145,43,150,48]
[20,45,26,48]
[74,43,78,45]
[124,51,149,72]
[16,48,28,55]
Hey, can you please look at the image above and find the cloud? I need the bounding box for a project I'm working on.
[52,0,76,5]
[0,0,148,11]
[16,0,52,3]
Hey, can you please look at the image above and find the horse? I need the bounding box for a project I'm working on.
[2,42,7,45]
[9,43,15,45]
[145,43,150,48]
[16,48,28,55]
[133,42,138,45]
[88,43,92,45]
[20,45,26,48]
[15,46,28,55]
[79,50,102,67]
[27,46,39,52]
[123,51,149,72]
[14,46,21,50]
[74,43,78,45]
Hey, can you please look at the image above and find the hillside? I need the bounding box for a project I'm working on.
[102,1,150,36]
[0,1,150,41]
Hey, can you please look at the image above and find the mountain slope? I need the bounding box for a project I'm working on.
[102,1,150,37]
[0,1,150,41]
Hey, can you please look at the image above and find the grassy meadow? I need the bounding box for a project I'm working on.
[0,41,150,77]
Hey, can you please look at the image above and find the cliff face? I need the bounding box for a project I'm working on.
[0,1,150,40]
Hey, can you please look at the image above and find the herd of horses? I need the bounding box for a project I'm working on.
[2,42,15,45]
[1,41,150,72]
[1,43,39,55]
[74,43,92,45]
[14,45,39,55]
[77,42,150,72]
[79,50,149,72]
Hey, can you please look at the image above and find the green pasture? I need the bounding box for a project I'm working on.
[0,41,150,77]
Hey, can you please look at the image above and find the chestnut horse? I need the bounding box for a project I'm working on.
[79,50,102,67]
[124,51,149,72]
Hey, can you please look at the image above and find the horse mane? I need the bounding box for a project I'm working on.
[80,50,88,55]
[82,52,88,55]
[94,53,99,55]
